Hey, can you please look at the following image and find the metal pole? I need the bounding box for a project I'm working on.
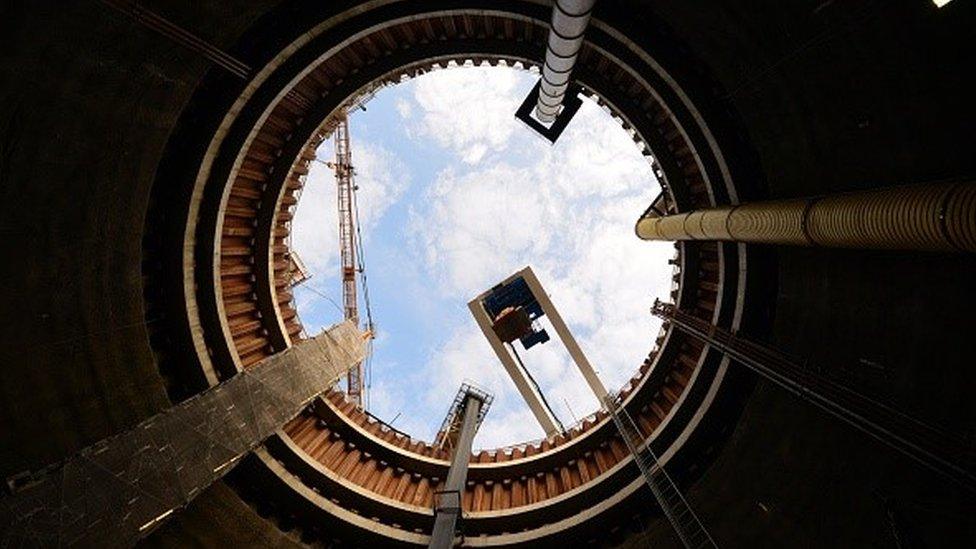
[635,182,976,252]
[429,395,483,549]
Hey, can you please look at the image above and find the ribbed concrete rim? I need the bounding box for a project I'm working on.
[145,0,753,544]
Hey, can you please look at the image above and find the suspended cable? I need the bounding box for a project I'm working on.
[350,170,376,409]
[365,337,374,410]
[509,343,566,433]
[299,284,344,317]
[351,179,375,333]
[563,397,580,425]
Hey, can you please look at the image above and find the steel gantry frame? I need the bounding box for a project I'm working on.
[471,267,715,548]
[468,267,609,437]
[651,300,976,492]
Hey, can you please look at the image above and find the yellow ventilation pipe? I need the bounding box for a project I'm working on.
[636,182,976,252]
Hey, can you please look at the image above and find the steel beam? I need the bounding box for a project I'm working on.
[429,391,485,549]
[521,267,609,401]
[468,290,562,437]
[0,321,368,547]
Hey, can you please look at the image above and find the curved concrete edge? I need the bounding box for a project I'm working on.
[253,448,430,546]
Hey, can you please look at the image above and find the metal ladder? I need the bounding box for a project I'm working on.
[603,394,717,549]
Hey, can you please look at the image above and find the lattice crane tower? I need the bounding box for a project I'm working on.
[329,113,364,406]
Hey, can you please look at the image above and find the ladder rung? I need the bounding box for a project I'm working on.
[607,399,714,549]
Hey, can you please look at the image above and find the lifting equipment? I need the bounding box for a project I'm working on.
[470,267,716,548]
[326,113,374,407]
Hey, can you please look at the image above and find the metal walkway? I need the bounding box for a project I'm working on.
[0,321,368,548]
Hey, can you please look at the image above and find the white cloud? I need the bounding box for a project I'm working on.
[291,140,409,277]
[351,143,410,234]
[409,67,526,164]
[396,71,673,447]
[292,67,675,449]
[408,163,550,296]
[290,161,339,278]
[395,97,412,119]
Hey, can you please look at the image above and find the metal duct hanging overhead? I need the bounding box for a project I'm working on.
[535,0,596,123]
[515,0,595,142]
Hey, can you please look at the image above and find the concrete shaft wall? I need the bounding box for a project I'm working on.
[0,1,283,546]
[0,0,973,547]
[625,0,976,546]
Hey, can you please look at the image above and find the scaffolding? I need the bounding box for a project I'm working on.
[0,322,368,547]
[434,383,494,453]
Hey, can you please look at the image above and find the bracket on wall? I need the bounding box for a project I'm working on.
[515,80,584,143]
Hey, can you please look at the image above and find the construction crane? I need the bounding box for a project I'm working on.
[327,112,369,407]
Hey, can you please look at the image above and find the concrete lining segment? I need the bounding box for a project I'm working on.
[0,321,367,548]
[253,449,429,546]
[273,420,633,520]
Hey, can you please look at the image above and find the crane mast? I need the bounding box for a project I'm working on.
[331,113,363,406]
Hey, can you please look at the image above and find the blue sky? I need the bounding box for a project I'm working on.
[291,66,674,449]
